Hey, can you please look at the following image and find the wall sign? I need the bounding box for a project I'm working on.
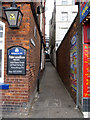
[70,33,78,92]
[83,44,90,98]
[80,1,90,23]
[87,28,90,39]
[7,46,26,75]
[83,24,90,43]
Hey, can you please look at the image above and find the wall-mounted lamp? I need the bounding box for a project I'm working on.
[3,1,23,29]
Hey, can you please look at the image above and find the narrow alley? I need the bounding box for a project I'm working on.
[1,0,90,118]
[29,62,83,118]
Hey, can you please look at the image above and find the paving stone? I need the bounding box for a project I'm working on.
[29,62,83,118]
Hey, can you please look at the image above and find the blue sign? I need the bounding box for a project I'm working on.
[8,47,26,56]
[80,2,90,23]
[7,46,26,75]
[0,83,9,90]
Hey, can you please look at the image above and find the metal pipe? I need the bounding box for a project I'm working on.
[37,39,42,92]
[76,2,81,109]
[76,33,79,109]
[30,2,45,92]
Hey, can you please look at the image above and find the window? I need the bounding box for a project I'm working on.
[0,21,5,83]
[72,0,75,5]
[62,0,67,5]
[87,28,90,39]
[46,43,49,47]
[34,26,37,39]
[0,26,3,38]
[61,12,68,21]
[60,28,68,39]
[56,43,58,47]
[72,12,77,20]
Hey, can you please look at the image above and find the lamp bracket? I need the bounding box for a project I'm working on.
[11,1,17,8]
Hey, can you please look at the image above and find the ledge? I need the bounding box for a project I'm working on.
[0,83,9,90]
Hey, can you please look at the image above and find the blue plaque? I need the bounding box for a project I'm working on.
[7,46,26,75]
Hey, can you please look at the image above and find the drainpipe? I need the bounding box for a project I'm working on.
[37,37,45,92]
[30,2,45,93]
[76,35,79,108]
[76,2,81,109]
[37,37,43,92]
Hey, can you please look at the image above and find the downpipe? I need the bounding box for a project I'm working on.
[37,38,42,93]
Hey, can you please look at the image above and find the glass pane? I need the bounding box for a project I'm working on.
[0,32,3,38]
[72,12,77,20]
[72,0,75,5]
[0,50,2,77]
[62,0,67,5]
[62,12,68,21]
[34,26,37,38]
[17,12,22,26]
[0,26,3,30]
[6,11,18,26]
[87,28,90,39]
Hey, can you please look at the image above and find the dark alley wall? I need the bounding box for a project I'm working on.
[56,13,82,108]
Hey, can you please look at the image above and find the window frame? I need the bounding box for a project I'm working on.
[87,28,90,40]
[34,26,37,39]
[0,21,5,83]
[72,12,77,20]
[61,12,68,21]
[62,0,67,5]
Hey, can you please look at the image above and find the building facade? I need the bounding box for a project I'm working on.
[49,7,56,66]
[0,0,45,117]
[56,0,78,50]
[40,1,46,70]
[49,0,78,66]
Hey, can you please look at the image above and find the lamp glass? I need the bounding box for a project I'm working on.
[5,10,18,26]
[17,12,22,27]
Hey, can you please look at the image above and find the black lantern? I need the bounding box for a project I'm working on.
[3,1,23,29]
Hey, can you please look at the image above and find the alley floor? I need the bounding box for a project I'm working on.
[29,62,83,118]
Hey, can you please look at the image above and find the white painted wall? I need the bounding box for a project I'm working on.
[55,0,78,50]
[0,21,5,83]
[49,0,78,65]
[56,0,75,5]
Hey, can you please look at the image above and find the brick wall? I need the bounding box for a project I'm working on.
[56,13,82,107]
[42,3,45,43]
[0,2,42,115]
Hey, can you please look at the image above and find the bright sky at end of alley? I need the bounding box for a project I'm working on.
[45,0,54,39]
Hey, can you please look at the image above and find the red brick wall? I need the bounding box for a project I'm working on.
[56,14,82,104]
[1,2,41,108]
[42,2,46,43]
